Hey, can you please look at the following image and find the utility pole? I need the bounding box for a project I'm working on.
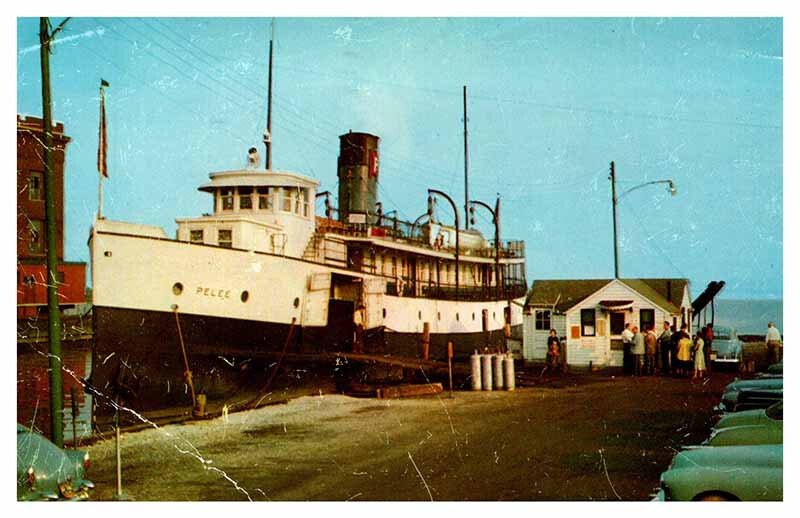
[463,85,469,230]
[265,19,274,170]
[40,16,70,447]
[609,161,620,279]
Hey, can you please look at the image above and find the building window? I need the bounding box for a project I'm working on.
[258,187,272,210]
[535,310,551,330]
[190,230,204,243]
[239,186,253,209]
[581,308,596,337]
[28,172,43,201]
[218,229,232,248]
[221,189,234,211]
[640,309,655,332]
[610,312,626,335]
[28,219,44,254]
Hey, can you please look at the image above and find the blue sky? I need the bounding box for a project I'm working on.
[16,17,783,299]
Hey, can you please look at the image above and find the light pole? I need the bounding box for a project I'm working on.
[428,189,459,300]
[469,195,501,299]
[609,161,677,278]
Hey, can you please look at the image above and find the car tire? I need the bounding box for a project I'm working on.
[696,492,736,501]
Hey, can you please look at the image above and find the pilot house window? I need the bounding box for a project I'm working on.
[190,230,204,243]
[218,229,232,248]
[239,186,253,209]
[281,188,293,212]
[221,189,234,211]
[258,187,272,210]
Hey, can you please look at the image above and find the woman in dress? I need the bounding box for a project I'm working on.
[693,333,706,380]
[676,333,693,377]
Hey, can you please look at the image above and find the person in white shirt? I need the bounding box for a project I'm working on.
[621,323,634,375]
[765,322,782,364]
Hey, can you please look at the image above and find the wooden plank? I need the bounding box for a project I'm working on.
[377,383,443,399]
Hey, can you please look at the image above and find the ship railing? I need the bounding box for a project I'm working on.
[382,280,527,301]
[317,215,525,258]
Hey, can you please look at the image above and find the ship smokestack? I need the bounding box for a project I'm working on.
[337,132,380,224]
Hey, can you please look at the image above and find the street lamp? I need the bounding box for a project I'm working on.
[609,161,677,278]
[428,189,460,300]
[469,195,501,298]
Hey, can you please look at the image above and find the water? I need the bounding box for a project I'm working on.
[706,299,783,335]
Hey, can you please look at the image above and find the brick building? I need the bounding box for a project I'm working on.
[17,114,86,321]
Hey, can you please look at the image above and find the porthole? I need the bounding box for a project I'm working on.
[383,308,387,318]
[241,291,249,303]
[172,282,183,295]
[104,251,112,257]
[293,297,300,308]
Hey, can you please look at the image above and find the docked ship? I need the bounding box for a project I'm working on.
[88,130,527,415]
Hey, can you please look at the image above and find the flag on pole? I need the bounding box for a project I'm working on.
[97,79,109,177]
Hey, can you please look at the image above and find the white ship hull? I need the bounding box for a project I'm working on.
[89,222,523,420]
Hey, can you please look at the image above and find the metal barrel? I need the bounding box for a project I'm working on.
[480,354,493,391]
[504,354,515,391]
[492,354,505,390]
[470,351,482,391]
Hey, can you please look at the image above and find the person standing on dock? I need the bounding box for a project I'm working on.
[644,325,658,375]
[692,332,706,380]
[675,324,693,377]
[631,326,645,376]
[703,323,714,373]
[621,323,634,375]
[765,322,782,364]
[353,303,366,354]
[658,321,673,375]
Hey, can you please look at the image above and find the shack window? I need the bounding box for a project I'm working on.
[220,188,234,211]
[258,187,272,210]
[535,310,551,330]
[218,229,232,248]
[238,186,253,210]
[190,230,203,243]
[581,308,596,337]
[640,309,655,332]
[28,172,43,201]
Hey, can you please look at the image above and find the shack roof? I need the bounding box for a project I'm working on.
[526,278,688,314]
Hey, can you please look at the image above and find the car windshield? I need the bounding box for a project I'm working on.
[714,327,732,340]
[766,402,783,420]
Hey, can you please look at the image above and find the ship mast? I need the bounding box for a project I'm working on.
[463,85,469,230]
[264,19,275,170]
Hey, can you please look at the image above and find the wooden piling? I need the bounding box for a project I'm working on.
[422,322,430,360]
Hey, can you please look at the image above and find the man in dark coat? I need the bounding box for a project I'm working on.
[658,320,673,374]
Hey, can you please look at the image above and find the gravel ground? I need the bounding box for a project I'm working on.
[85,370,737,501]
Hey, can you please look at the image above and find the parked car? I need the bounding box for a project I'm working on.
[655,444,782,501]
[767,361,783,375]
[17,424,93,501]
[704,402,782,446]
[718,377,782,412]
[709,326,743,364]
